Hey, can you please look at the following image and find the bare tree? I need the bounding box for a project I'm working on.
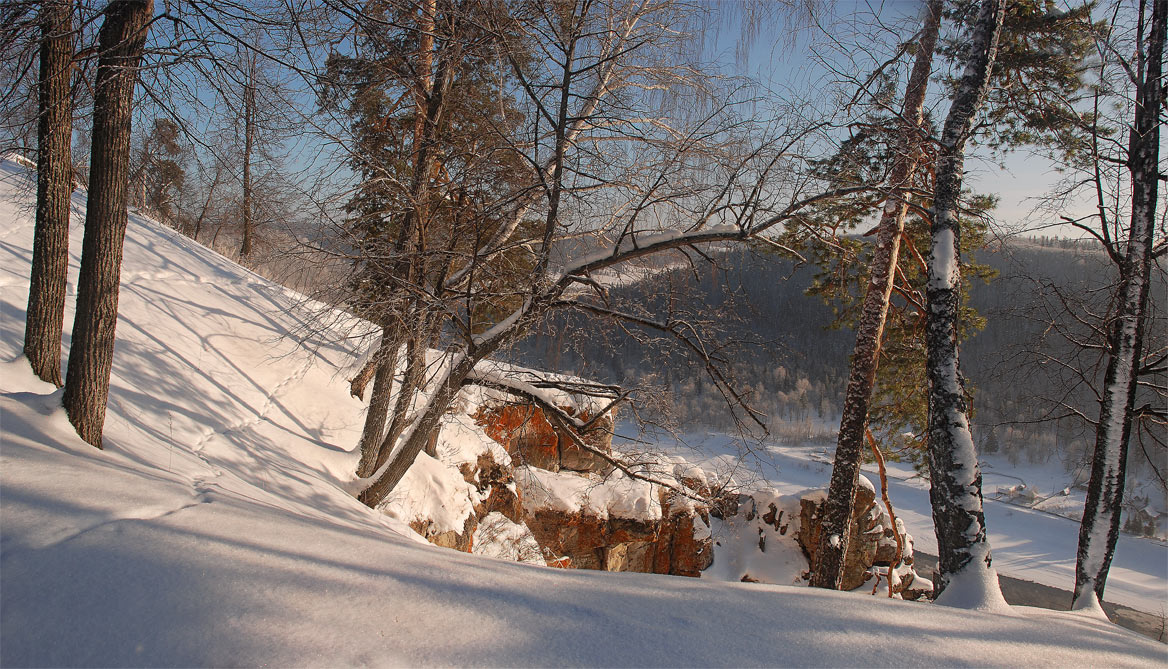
[346,0,865,508]
[24,0,74,387]
[61,0,152,448]
[1073,0,1166,612]
[238,43,257,259]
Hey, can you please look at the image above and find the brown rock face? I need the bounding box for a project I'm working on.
[409,513,478,553]
[796,484,915,592]
[472,404,614,474]
[460,453,522,523]
[521,490,713,577]
[524,508,612,570]
[405,400,713,579]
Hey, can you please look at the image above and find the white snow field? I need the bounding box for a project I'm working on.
[656,432,1168,617]
[1,157,1164,667]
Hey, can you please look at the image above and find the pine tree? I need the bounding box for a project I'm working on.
[323,0,533,478]
[810,0,943,590]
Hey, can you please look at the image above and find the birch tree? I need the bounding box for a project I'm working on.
[811,0,1099,590]
[1073,0,1166,612]
[924,0,1007,601]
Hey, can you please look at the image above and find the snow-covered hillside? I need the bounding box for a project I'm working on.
[1,157,1164,666]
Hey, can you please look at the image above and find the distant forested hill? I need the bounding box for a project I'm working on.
[506,237,1165,483]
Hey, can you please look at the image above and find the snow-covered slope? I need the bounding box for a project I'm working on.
[659,433,1168,617]
[1,158,1164,667]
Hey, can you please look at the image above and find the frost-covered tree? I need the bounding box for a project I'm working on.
[322,0,537,479]
[1072,0,1166,612]
[924,0,1006,601]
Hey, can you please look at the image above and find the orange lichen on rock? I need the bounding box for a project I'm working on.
[472,403,614,474]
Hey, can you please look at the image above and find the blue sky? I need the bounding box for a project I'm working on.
[704,0,1090,239]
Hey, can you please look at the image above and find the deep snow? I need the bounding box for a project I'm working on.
[1,157,1164,667]
[650,431,1168,617]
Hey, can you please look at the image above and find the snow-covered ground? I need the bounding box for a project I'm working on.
[1,157,1165,666]
[647,430,1167,617]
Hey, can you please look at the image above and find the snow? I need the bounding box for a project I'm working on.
[466,359,615,418]
[703,489,810,586]
[929,226,958,290]
[380,451,478,535]
[516,465,662,521]
[933,545,1013,614]
[1,156,1165,666]
[645,429,1168,617]
[472,512,544,564]
[431,411,511,469]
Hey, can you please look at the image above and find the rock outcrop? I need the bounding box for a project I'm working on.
[796,477,927,597]
[520,481,713,576]
[385,392,924,595]
[386,397,713,579]
[473,403,614,474]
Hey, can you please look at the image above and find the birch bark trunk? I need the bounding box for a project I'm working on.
[924,0,1006,602]
[1073,0,1165,611]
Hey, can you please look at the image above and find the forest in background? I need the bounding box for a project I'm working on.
[507,236,1167,496]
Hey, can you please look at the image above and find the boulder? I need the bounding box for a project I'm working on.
[654,492,714,576]
[796,479,917,593]
[409,513,477,553]
[520,484,713,577]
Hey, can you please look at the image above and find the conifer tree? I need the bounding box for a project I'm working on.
[811,0,943,589]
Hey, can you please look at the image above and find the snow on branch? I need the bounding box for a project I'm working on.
[462,369,704,503]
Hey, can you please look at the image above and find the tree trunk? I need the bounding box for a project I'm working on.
[61,0,152,449]
[24,0,74,387]
[353,1,442,479]
[810,0,942,589]
[359,351,476,508]
[239,53,256,260]
[1073,0,1164,611]
[191,164,221,242]
[414,0,434,157]
[924,0,1006,601]
[374,333,426,471]
[355,328,399,478]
